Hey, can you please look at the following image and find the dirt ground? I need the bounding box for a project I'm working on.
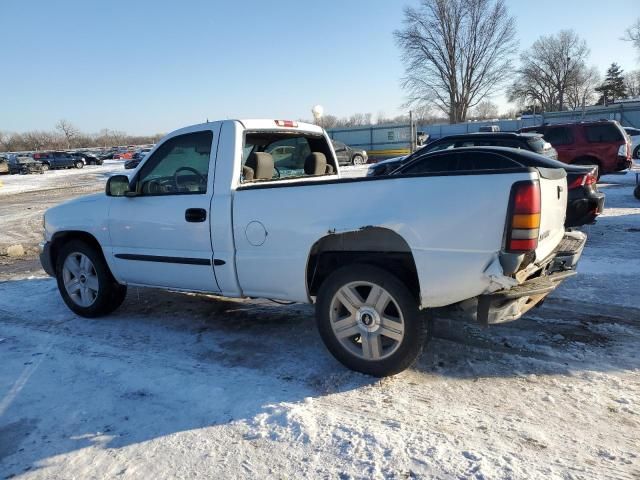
[0,165,639,479]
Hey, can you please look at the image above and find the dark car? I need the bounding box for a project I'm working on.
[33,151,84,170]
[368,132,558,177]
[389,146,604,228]
[72,152,103,165]
[519,120,632,176]
[331,140,368,166]
[5,154,45,174]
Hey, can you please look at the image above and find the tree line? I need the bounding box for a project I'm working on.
[0,120,164,153]
[394,0,640,123]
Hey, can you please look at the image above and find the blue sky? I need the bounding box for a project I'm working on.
[1,0,638,134]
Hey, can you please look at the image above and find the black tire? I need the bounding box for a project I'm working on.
[55,240,127,317]
[315,264,427,377]
[634,145,640,160]
[75,161,84,169]
[41,163,49,171]
[634,185,640,200]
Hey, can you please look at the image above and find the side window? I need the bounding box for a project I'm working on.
[401,152,459,174]
[402,151,518,175]
[584,124,623,143]
[544,127,573,146]
[137,131,213,196]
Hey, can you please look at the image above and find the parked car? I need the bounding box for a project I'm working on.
[368,132,558,177]
[6,154,45,174]
[479,125,500,132]
[384,145,604,228]
[519,120,632,176]
[72,152,104,165]
[40,119,586,377]
[33,151,84,170]
[623,126,640,159]
[124,149,151,169]
[0,155,8,174]
[332,140,368,165]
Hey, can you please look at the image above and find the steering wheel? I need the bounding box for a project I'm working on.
[174,166,206,190]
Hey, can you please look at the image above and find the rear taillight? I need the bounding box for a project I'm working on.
[506,181,541,253]
[618,142,630,158]
[567,171,597,190]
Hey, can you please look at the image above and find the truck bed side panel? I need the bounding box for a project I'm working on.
[231,172,537,307]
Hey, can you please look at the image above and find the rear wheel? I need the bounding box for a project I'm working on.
[41,163,49,171]
[55,240,127,317]
[75,161,84,169]
[634,145,640,160]
[316,264,427,377]
[352,154,365,166]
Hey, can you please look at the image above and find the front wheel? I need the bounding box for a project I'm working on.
[41,163,49,171]
[316,264,427,377]
[75,161,84,169]
[55,240,127,317]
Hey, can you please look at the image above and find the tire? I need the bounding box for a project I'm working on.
[315,264,427,377]
[634,145,640,160]
[75,161,84,169]
[352,154,365,166]
[55,240,127,318]
[41,163,49,171]
[634,185,640,200]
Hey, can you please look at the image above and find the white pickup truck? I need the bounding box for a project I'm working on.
[40,119,586,376]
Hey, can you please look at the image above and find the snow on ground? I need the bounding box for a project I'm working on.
[0,164,639,479]
[0,161,124,197]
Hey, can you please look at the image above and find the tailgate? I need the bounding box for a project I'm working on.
[535,167,567,260]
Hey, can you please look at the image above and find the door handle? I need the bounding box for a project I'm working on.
[185,208,207,223]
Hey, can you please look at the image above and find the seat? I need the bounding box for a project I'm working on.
[245,152,274,180]
[304,152,334,175]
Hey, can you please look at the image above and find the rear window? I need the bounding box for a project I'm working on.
[242,132,336,183]
[584,124,624,143]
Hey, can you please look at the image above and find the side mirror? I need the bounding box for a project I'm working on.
[106,175,132,197]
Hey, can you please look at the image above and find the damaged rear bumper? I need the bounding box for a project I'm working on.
[477,231,586,325]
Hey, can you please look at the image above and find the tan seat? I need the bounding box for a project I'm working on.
[245,152,274,180]
[304,152,334,175]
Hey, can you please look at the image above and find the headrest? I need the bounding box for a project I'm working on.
[304,152,327,175]
[245,152,274,180]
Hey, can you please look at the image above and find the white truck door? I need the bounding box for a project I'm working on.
[107,127,221,292]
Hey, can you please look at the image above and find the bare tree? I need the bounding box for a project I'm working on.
[55,119,79,149]
[625,70,640,97]
[624,18,640,59]
[395,0,517,124]
[566,66,601,111]
[508,30,590,112]
[472,100,499,119]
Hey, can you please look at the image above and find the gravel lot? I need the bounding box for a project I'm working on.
[0,163,639,479]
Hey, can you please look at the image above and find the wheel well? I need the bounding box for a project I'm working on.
[49,231,104,272]
[306,227,420,301]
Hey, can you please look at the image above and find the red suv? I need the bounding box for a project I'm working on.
[520,120,632,176]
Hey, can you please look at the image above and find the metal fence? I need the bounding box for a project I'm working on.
[327,101,640,158]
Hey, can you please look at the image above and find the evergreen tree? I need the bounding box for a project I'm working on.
[595,63,627,104]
